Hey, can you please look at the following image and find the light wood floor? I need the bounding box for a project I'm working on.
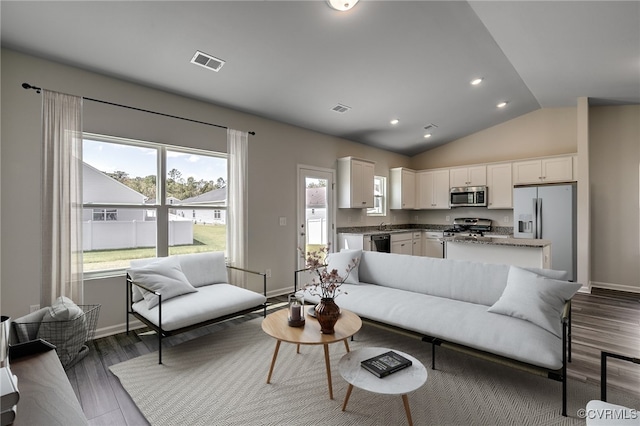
[66,290,640,425]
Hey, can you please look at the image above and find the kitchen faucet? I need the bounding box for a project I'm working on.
[379,222,387,231]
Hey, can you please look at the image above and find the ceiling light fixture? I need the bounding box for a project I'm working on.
[327,0,359,11]
[424,133,432,138]
[390,119,400,125]
[497,101,508,108]
[471,78,483,85]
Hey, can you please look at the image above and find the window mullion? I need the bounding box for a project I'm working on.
[156,146,169,257]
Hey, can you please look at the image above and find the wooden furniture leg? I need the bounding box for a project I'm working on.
[402,394,413,426]
[342,383,354,411]
[323,343,334,399]
[344,339,350,352]
[266,340,281,384]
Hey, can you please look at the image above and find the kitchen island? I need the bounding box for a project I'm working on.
[444,236,552,269]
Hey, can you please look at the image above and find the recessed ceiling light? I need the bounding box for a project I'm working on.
[497,101,508,108]
[424,133,432,138]
[471,78,483,85]
[390,119,400,125]
[327,0,359,11]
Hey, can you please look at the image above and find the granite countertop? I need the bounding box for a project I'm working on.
[443,236,551,247]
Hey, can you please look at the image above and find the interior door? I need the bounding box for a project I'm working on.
[297,166,335,270]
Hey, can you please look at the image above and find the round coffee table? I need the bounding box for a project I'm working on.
[261,308,362,399]
[339,347,428,426]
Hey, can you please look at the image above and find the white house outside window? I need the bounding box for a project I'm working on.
[82,134,228,273]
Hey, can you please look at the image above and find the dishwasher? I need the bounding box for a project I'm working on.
[370,234,391,253]
[423,231,444,258]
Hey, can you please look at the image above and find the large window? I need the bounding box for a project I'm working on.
[367,176,387,216]
[82,134,227,273]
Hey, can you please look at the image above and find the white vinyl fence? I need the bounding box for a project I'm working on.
[83,219,193,251]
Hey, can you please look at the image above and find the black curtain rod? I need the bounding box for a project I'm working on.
[21,83,256,136]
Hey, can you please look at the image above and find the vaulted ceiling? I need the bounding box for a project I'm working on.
[2,1,638,156]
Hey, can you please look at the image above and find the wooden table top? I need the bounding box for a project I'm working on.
[262,308,362,345]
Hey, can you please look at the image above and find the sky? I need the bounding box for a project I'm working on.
[83,139,227,182]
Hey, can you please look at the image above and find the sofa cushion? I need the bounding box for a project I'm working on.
[327,249,362,284]
[176,251,229,287]
[488,266,581,337]
[303,283,564,370]
[357,251,511,306]
[128,256,197,309]
[132,284,267,331]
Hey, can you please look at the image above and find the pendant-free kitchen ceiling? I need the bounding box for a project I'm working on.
[1,1,638,156]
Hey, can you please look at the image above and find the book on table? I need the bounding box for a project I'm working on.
[361,350,412,378]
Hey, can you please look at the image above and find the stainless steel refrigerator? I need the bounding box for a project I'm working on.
[513,183,576,281]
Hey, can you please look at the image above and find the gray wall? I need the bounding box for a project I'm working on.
[2,48,638,337]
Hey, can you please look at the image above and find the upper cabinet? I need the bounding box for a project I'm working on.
[389,167,416,209]
[337,157,375,209]
[449,165,486,187]
[486,163,512,209]
[512,156,573,185]
[416,169,450,209]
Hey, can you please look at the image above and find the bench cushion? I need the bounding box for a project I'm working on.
[128,256,197,309]
[132,284,267,332]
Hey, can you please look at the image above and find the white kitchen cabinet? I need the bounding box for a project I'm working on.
[389,167,416,209]
[412,232,422,256]
[416,169,450,209]
[391,232,413,255]
[486,163,513,209]
[449,165,486,187]
[512,156,573,185]
[422,231,444,258]
[337,157,375,208]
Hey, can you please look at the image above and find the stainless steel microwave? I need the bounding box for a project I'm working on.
[450,186,488,207]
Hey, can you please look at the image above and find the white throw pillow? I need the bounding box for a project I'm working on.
[326,249,362,284]
[128,256,197,309]
[488,266,581,337]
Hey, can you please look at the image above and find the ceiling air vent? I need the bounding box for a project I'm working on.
[424,123,438,130]
[190,51,225,72]
[331,104,351,114]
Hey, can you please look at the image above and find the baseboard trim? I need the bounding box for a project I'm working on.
[94,319,146,339]
[590,280,640,294]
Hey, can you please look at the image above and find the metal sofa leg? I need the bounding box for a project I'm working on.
[158,331,162,365]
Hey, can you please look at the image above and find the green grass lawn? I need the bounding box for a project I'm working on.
[83,224,226,271]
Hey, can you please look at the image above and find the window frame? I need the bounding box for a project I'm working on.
[82,133,228,276]
[367,175,387,217]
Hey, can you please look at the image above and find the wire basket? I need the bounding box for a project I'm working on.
[12,304,100,368]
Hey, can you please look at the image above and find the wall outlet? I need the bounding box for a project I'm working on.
[503,216,510,223]
[265,269,272,278]
[29,304,40,313]
[445,215,450,222]
[279,217,286,226]
[414,215,419,221]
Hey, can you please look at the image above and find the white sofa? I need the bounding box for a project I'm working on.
[126,252,267,364]
[298,250,582,416]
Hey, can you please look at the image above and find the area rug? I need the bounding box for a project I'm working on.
[110,318,639,426]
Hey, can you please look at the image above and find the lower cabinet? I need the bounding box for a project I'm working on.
[391,232,413,255]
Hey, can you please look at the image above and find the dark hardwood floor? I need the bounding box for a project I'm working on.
[66,290,640,425]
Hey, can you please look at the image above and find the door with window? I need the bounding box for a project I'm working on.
[297,166,335,270]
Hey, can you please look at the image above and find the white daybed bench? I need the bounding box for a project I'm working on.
[126,252,267,364]
[297,250,582,416]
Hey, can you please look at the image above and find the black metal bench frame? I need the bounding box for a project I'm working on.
[127,265,267,364]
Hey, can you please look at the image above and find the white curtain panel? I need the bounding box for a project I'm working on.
[41,90,84,306]
[227,129,248,288]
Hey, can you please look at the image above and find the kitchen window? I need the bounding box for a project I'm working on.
[367,176,387,216]
[82,134,227,273]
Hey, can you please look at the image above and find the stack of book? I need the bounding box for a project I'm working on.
[361,350,412,378]
[1,366,19,425]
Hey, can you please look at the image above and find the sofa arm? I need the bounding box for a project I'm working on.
[561,300,571,324]
[226,265,268,297]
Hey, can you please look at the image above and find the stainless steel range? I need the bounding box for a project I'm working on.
[443,218,492,238]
